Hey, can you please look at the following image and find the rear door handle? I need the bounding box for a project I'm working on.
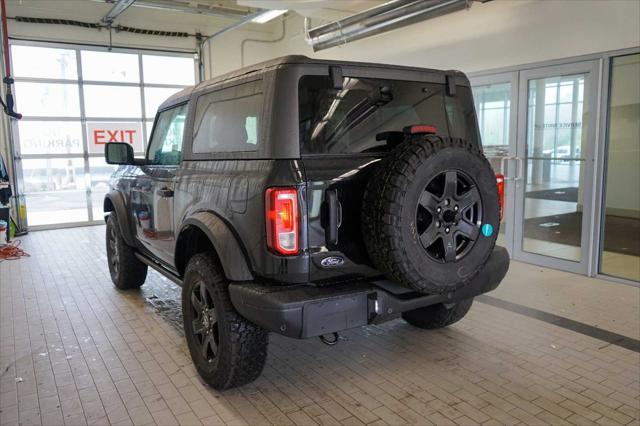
[156,187,174,197]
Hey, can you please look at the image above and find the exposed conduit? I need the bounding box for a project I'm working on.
[240,18,285,67]
[305,0,473,52]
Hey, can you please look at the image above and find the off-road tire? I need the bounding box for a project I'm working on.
[182,253,268,390]
[362,135,499,293]
[402,298,474,329]
[106,213,147,289]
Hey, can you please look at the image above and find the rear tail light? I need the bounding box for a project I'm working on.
[495,174,505,221]
[265,187,299,255]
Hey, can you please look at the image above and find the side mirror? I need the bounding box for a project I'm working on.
[105,142,134,165]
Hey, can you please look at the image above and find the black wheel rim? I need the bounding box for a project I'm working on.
[190,280,219,363]
[416,169,483,263]
[108,224,119,277]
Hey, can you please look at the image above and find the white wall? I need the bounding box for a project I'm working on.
[5,1,639,89]
[244,0,640,75]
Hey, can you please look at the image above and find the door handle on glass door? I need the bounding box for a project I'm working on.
[500,156,516,180]
[514,157,524,181]
[156,187,174,197]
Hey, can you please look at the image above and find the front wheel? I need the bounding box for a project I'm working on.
[182,253,268,390]
[401,298,474,329]
[106,213,147,289]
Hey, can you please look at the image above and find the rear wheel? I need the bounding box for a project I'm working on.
[106,213,147,289]
[402,298,473,329]
[182,253,268,390]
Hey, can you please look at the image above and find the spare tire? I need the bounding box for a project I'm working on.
[362,135,499,294]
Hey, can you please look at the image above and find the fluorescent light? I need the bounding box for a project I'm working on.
[251,9,287,24]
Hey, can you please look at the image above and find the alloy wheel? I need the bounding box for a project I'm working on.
[108,225,119,277]
[416,169,483,263]
[190,280,219,363]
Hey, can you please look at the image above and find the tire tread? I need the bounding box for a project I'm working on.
[106,213,147,289]
[362,136,498,293]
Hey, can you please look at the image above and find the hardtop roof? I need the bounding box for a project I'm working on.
[158,55,465,111]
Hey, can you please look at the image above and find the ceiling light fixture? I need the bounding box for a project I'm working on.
[251,9,287,24]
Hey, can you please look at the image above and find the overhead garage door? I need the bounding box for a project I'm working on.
[9,41,196,228]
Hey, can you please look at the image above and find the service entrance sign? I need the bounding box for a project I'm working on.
[87,122,144,154]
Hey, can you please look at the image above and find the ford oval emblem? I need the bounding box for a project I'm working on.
[321,256,344,267]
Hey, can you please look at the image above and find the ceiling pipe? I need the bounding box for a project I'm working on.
[240,18,285,67]
[306,0,471,52]
[93,0,250,20]
[131,0,249,18]
[197,8,292,79]
[196,9,268,80]
[102,0,136,24]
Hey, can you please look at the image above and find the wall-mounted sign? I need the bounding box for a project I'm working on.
[87,122,144,154]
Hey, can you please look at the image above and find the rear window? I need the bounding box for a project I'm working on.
[192,81,262,154]
[298,75,479,155]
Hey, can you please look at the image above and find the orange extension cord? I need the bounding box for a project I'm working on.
[0,240,30,261]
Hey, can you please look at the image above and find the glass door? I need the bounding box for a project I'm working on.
[513,61,600,274]
[471,73,518,254]
[600,53,640,282]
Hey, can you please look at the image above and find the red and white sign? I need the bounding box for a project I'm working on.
[87,122,144,154]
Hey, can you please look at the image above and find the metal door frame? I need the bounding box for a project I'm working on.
[512,60,601,275]
[470,72,519,256]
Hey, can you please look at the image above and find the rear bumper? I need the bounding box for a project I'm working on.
[229,246,509,339]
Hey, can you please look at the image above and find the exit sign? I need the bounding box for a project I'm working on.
[87,122,144,154]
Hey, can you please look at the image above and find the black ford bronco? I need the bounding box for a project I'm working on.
[103,56,509,390]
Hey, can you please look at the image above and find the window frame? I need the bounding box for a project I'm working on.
[183,78,266,161]
[145,102,189,167]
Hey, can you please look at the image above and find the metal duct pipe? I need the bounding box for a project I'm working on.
[102,0,136,24]
[92,0,251,19]
[306,0,470,52]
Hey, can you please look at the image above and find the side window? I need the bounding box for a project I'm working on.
[192,81,262,154]
[147,103,188,165]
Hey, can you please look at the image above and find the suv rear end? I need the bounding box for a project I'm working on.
[104,56,509,390]
[228,58,509,339]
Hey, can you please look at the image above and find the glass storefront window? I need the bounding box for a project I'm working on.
[81,50,140,83]
[83,85,142,118]
[17,121,84,155]
[22,158,88,226]
[11,45,78,80]
[600,54,640,281]
[142,55,195,85]
[10,42,195,228]
[14,82,80,117]
[89,157,119,221]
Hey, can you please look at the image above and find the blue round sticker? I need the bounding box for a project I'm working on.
[481,223,494,237]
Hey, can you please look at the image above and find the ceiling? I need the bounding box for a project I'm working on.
[5,0,388,36]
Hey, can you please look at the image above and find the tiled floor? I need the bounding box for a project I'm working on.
[1,225,639,426]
